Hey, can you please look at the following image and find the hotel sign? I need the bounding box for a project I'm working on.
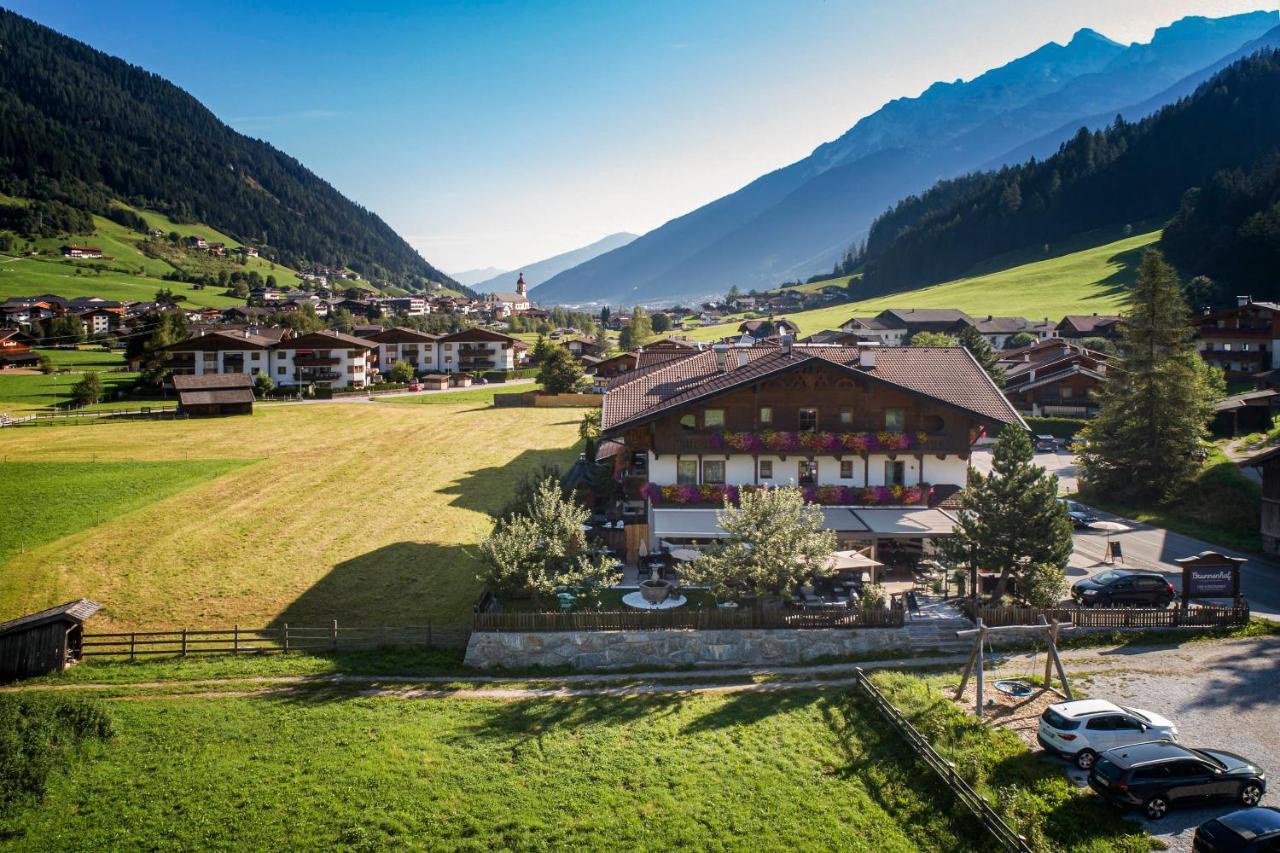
[1176,551,1244,603]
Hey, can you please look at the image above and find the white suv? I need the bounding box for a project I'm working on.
[1037,699,1177,769]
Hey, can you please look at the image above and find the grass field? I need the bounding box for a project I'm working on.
[0,670,1150,851]
[0,369,142,413]
[0,402,589,630]
[683,229,1159,342]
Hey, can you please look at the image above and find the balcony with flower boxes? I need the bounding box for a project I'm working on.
[669,430,965,457]
[293,354,341,367]
[641,481,934,507]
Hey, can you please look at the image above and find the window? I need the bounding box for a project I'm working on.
[1061,385,1073,399]
[884,460,905,486]
[702,460,725,484]
[758,460,773,479]
[840,460,854,479]
[884,408,905,432]
[758,406,772,424]
[1086,716,1117,731]
[798,408,818,432]
[677,460,698,485]
[704,409,725,430]
[278,366,286,375]
[839,408,853,426]
[680,414,696,432]
[798,460,817,486]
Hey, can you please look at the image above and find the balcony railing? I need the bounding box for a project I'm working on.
[294,356,340,366]
[296,370,341,381]
[1198,326,1272,338]
[665,430,967,456]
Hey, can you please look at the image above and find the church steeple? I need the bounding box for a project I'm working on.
[516,272,526,297]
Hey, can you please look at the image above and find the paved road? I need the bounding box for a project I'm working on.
[972,448,1280,619]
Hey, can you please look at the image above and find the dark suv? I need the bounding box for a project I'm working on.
[1089,741,1267,820]
[1194,807,1280,851]
[1072,570,1175,608]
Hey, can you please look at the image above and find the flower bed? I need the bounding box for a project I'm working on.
[708,430,929,453]
[641,482,932,506]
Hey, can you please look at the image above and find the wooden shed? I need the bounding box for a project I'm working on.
[0,599,100,681]
[172,373,255,416]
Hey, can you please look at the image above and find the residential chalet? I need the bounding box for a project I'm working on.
[599,340,1024,564]
[1192,297,1280,380]
[998,338,1114,418]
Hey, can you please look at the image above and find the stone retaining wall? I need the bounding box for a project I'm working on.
[464,627,913,670]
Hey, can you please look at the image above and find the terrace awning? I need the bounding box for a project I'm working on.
[819,508,871,532]
[849,508,958,538]
[651,509,729,539]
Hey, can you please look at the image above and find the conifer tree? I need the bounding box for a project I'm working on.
[1079,250,1217,502]
[947,426,1073,603]
[958,325,1007,387]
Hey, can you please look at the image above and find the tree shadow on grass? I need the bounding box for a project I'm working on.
[269,542,482,630]
[442,692,684,749]
[439,446,584,517]
[678,687,825,734]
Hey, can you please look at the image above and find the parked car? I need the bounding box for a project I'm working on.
[1038,699,1177,770]
[1071,569,1175,608]
[1035,434,1058,452]
[1057,498,1098,529]
[1089,741,1267,821]
[1194,807,1280,852]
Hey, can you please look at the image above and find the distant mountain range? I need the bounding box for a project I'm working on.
[534,11,1279,307]
[0,9,458,293]
[469,231,635,294]
[451,267,509,288]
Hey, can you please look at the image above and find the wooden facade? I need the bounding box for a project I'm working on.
[0,599,100,681]
[1248,446,1280,556]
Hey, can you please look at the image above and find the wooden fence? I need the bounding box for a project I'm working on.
[1,406,182,427]
[852,668,1033,853]
[81,621,470,659]
[958,602,1249,629]
[472,606,905,633]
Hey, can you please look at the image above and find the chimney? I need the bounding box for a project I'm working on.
[780,334,793,356]
[859,344,877,369]
[712,343,730,373]
[736,350,749,369]
[1238,295,1252,307]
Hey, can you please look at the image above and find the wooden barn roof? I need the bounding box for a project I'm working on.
[0,599,101,635]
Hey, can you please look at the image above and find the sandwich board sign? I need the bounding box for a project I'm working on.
[1175,551,1244,604]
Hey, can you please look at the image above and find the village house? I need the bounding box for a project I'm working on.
[379,296,430,317]
[161,328,374,389]
[0,328,39,369]
[1192,297,1280,380]
[78,306,123,337]
[562,336,596,358]
[972,315,1055,349]
[998,338,1113,418]
[1056,313,1123,341]
[1248,445,1280,556]
[366,327,441,376]
[738,318,799,340]
[600,340,1023,563]
[171,373,255,417]
[438,327,521,373]
[839,315,908,345]
[61,245,102,259]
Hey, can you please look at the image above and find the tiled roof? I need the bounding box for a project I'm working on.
[366,327,441,344]
[878,308,974,325]
[283,330,375,349]
[172,373,254,390]
[1058,315,1122,333]
[973,315,1032,334]
[602,344,1023,433]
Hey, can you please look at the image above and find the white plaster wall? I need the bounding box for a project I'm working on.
[645,452,966,488]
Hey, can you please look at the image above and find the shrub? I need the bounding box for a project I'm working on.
[0,695,112,819]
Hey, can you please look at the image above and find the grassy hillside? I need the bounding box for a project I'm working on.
[684,229,1157,342]
[0,402,590,629]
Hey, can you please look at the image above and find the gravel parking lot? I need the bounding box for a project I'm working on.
[994,635,1280,852]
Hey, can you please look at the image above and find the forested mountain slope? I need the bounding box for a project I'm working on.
[0,9,457,292]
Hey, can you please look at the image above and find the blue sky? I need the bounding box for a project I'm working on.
[5,0,1271,273]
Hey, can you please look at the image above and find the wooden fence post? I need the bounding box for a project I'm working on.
[425,620,432,649]
[331,619,338,651]
[233,624,239,655]
[283,623,289,653]
[181,628,187,657]
[129,632,136,662]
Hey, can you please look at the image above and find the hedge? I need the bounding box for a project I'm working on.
[1024,416,1088,438]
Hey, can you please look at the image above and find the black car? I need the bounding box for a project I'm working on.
[1035,434,1058,452]
[1072,569,1175,608]
[1194,807,1280,852]
[1058,498,1098,529]
[1089,741,1267,821]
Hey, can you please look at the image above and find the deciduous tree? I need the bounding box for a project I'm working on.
[537,345,587,394]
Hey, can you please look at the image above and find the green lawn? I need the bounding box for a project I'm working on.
[30,347,124,371]
[0,369,142,413]
[0,670,1151,851]
[374,382,547,407]
[0,403,586,630]
[0,459,251,573]
[684,229,1159,342]
[0,257,242,308]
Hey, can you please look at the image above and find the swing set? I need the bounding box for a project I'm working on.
[953,615,1073,719]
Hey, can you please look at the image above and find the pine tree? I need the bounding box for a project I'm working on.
[946,426,1073,603]
[957,325,1007,387]
[1079,250,1217,503]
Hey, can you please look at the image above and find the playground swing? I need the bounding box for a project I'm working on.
[953,615,1074,719]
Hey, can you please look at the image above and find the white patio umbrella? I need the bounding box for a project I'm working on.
[668,548,701,562]
[825,550,884,571]
[1089,520,1130,564]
